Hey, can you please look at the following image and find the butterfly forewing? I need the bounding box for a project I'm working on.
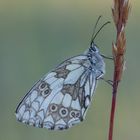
[15,55,98,130]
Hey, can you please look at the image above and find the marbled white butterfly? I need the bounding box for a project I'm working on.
[15,16,110,130]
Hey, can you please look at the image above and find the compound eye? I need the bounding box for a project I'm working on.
[59,108,68,118]
[91,44,99,53]
[92,46,96,51]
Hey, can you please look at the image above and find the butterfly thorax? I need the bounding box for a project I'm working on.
[87,44,105,79]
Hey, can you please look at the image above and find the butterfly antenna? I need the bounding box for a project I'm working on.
[90,15,102,44]
[91,21,111,45]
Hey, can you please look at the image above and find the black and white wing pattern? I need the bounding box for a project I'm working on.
[15,55,98,130]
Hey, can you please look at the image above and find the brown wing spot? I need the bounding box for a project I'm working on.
[72,80,80,100]
[49,104,58,112]
[36,81,52,97]
[46,103,82,126]
[78,87,85,107]
[69,110,81,118]
[40,82,47,89]
[61,80,82,100]
[59,107,69,118]
[54,65,70,79]
[37,81,48,91]
[41,89,51,97]
[61,84,75,96]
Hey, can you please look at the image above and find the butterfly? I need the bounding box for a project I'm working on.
[15,16,110,130]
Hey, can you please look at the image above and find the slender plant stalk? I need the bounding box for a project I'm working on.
[108,0,130,140]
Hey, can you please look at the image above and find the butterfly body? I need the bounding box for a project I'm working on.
[87,44,105,78]
[15,43,105,130]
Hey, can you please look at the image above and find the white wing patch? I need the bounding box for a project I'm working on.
[62,94,72,108]
[15,55,99,130]
[64,66,85,84]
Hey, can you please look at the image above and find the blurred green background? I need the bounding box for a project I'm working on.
[0,0,139,140]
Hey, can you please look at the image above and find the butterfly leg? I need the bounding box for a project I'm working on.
[101,54,114,60]
[100,77,113,86]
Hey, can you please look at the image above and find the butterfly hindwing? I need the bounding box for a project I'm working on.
[15,55,97,130]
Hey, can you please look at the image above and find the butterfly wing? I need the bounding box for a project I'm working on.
[15,55,97,130]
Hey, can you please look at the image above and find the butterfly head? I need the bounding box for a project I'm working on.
[89,42,99,53]
[84,42,99,55]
